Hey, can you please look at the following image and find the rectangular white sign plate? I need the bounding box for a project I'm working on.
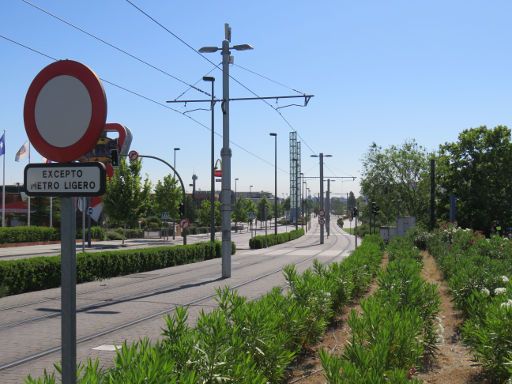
[24,162,106,196]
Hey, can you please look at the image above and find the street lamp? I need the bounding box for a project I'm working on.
[234,177,239,233]
[306,187,311,231]
[199,24,253,279]
[269,133,278,235]
[173,147,180,171]
[311,153,332,244]
[203,76,216,249]
[326,179,336,237]
[171,147,180,240]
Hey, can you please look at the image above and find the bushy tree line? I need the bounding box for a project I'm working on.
[360,125,512,233]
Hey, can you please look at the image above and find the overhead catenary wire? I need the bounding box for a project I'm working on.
[124,0,317,154]
[0,34,288,175]
[233,63,304,95]
[20,0,211,97]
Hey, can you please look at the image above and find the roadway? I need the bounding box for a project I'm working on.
[0,218,356,383]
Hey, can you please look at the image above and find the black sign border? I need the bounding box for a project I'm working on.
[24,162,106,197]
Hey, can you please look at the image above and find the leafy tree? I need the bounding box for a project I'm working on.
[184,195,197,223]
[197,199,220,227]
[233,197,249,225]
[360,140,431,225]
[282,197,290,211]
[437,125,512,233]
[103,158,152,242]
[154,175,182,222]
[257,197,272,221]
[348,191,356,213]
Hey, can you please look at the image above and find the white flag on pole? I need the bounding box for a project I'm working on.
[15,141,29,162]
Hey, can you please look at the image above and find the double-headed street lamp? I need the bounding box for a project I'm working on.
[269,133,278,235]
[311,153,332,244]
[199,24,253,279]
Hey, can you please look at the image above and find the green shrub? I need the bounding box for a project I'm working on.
[0,241,234,296]
[0,226,58,244]
[427,227,512,382]
[320,236,440,383]
[249,228,304,249]
[26,234,384,384]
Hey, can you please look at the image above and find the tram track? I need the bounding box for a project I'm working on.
[0,221,352,374]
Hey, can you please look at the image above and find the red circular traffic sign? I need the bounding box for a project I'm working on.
[128,150,139,161]
[24,60,107,162]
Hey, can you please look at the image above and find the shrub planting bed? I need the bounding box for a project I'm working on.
[0,241,234,296]
[426,226,512,382]
[0,226,58,244]
[26,236,384,383]
[320,236,441,383]
[249,228,304,249]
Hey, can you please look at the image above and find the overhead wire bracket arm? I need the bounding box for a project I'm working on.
[166,94,314,104]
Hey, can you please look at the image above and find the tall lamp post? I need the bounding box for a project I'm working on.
[172,147,180,240]
[311,153,332,244]
[203,76,216,250]
[269,133,278,235]
[173,147,180,176]
[199,24,253,279]
[234,177,239,233]
[250,185,253,194]
[306,187,311,231]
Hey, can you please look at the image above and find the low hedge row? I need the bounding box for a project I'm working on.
[0,226,58,244]
[0,241,235,296]
[321,236,440,383]
[249,228,305,249]
[26,235,384,383]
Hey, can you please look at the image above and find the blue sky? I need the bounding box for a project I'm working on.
[2,1,512,199]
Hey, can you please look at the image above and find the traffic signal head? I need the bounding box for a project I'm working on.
[179,203,185,217]
[110,149,119,167]
[371,201,379,215]
[352,207,359,217]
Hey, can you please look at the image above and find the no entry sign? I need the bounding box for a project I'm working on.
[24,60,107,163]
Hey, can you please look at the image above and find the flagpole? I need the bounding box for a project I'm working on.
[28,142,31,226]
[2,130,5,227]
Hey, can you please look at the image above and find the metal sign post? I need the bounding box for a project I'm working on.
[61,197,76,384]
[23,60,109,384]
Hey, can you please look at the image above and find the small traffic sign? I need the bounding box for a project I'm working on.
[180,218,189,229]
[24,162,106,197]
[319,209,325,218]
[248,212,256,221]
[161,212,170,220]
[128,150,139,162]
[318,217,325,225]
[24,60,107,163]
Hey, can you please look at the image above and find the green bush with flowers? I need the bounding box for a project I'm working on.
[26,235,384,383]
[320,235,440,383]
[426,225,512,382]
